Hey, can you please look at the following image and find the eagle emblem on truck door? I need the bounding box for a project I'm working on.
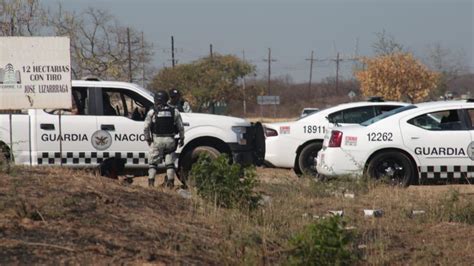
[91,130,112,151]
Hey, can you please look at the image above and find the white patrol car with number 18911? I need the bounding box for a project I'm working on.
[264,100,408,176]
[316,100,474,186]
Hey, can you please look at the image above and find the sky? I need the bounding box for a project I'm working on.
[43,0,474,83]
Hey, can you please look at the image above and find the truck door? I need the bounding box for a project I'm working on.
[94,87,152,168]
[402,108,472,180]
[34,87,98,166]
[466,108,474,177]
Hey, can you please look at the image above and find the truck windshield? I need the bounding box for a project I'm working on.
[361,105,416,126]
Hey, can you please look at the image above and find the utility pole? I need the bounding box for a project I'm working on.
[330,52,358,92]
[141,31,145,87]
[263,48,277,95]
[314,51,357,92]
[242,50,247,116]
[10,17,14,36]
[171,36,175,68]
[335,52,340,92]
[305,50,317,97]
[127,28,132,82]
[263,48,278,117]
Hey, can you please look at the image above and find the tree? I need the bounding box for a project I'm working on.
[150,54,256,112]
[425,43,469,97]
[355,53,439,103]
[49,6,154,82]
[372,29,405,56]
[0,0,47,36]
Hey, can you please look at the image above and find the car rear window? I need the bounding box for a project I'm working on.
[361,105,416,126]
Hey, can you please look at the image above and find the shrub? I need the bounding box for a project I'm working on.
[433,189,474,225]
[189,154,261,210]
[288,216,358,266]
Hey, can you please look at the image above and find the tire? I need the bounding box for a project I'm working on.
[366,151,415,187]
[179,146,221,180]
[296,142,322,177]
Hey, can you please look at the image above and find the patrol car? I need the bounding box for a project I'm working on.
[264,100,408,176]
[0,79,265,176]
[316,100,474,186]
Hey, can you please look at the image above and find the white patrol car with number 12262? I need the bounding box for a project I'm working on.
[316,100,474,186]
[264,100,408,176]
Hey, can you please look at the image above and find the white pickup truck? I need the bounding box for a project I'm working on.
[0,79,265,176]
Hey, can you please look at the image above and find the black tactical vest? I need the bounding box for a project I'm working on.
[151,105,176,136]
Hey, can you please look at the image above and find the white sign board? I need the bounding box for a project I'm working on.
[0,37,71,110]
[348,90,356,99]
[257,95,280,105]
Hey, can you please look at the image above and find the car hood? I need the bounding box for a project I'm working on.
[181,112,250,127]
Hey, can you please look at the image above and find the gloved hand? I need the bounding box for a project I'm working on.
[179,138,185,147]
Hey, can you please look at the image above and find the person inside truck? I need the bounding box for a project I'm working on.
[102,92,117,116]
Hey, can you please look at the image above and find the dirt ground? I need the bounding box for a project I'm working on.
[1,166,473,264]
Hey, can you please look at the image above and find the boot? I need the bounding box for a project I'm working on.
[148,178,155,187]
[160,175,168,187]
[166,179,174,189]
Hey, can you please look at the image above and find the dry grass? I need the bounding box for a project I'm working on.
[0,166,473,264]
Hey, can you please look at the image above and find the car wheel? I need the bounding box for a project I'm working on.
[296,142,322,177]
[366,151,415,187]
[179,146,221,182]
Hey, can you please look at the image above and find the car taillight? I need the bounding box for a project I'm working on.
[328,130,343,147]
[264,127,278,137]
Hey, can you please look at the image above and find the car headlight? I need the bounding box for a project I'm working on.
[232,126,247,145]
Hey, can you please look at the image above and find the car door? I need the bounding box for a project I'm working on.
[34,86,98,166]
[95,87,152,168]
[466,108,474,177]
[402,107,472,180]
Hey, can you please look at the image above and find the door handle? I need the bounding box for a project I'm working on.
[183,122,190,127]
[411,137,420,140]
[40,123,55,130]
[101,124,115,131]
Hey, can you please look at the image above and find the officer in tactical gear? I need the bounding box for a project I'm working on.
[144,90,185,188]
[168,89,192,113]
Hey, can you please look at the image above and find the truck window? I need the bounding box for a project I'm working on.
[467,109,474,129]
[45,87,89,115]
[102,88,150,121]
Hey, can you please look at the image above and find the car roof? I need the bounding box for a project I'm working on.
[362,100,474,126]
[317,100,409,114]
[395,100,474,117]
[71,80,154,99]
[413,100,473,108]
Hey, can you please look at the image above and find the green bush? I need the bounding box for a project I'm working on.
[189,154,261,210]
[433,189,474,225]
[288,216,358,266]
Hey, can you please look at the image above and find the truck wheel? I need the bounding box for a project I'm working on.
[296,142,322,177]
[179,146,221,180]
[366,151,415,187]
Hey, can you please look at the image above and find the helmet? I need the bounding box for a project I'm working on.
[169,89,180,99]
[154,90,169,105]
